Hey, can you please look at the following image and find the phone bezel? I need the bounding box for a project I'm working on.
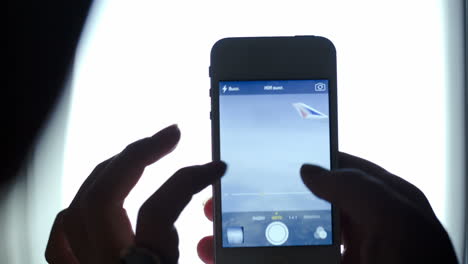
[210,36,340,264]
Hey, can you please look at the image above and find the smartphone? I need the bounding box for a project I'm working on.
[210,36,339,264]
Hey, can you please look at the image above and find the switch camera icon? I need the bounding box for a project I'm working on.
[314,82,327,92]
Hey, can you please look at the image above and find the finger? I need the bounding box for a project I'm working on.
[300,165,407,229]
[338,152,390,175]
[87,124,181,207]
[204,197,213,222]
[45,210,79,264]
[197,236,214,264]
[69,156,114,206]
[338,152,435,217]
[139,161,226,226]
[63,157,115,262]
[136,161,227,264]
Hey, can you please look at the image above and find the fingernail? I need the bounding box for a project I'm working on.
[161,124,179,134]
[152,124,180,140]
[210,161,227,175]
[203,161,227,176]
[300,164,328,185]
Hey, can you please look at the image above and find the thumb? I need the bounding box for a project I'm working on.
[300,164,400,228]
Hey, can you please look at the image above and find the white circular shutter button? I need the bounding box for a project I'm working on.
[265,221,289,245]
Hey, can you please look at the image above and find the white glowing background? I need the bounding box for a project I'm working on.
[61,0,465,263]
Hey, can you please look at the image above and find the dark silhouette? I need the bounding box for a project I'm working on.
[7,1,93,185]
[45,124,227,263]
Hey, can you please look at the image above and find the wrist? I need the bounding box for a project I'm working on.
[121,247,162,264]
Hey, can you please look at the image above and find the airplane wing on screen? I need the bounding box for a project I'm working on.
[292,103,328,119]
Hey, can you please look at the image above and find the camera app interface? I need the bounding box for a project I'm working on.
[219,80,332,247]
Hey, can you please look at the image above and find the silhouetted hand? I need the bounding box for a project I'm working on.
[302,153,458,263]
[45,125,226,264]
[197,153,458,264]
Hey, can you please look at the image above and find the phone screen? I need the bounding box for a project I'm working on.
[219,80,332,248]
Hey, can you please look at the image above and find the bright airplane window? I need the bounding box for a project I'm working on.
[59,0,465,263]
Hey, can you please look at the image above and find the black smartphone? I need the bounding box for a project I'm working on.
[210,36,339,264]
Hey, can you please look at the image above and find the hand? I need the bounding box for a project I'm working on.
[300,153,457,264]
[197,153,458,264]
[45,125,227,264]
